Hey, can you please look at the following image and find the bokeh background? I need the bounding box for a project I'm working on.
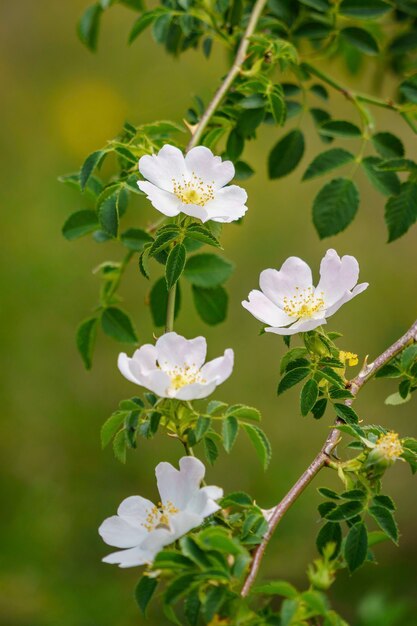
[1,2,416,625]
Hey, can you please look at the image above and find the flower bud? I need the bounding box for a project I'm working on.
[307,558,335,591]
[304,331,330,357]
[364,431,403,478]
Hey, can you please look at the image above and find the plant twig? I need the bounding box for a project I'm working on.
[240,318,417,597]
[186,0,268,151]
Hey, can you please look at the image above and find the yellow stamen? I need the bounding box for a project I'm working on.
[375,432,403,461]
[172,172,215,206]
[282,287,325,319]
[142,501,179,532]
[159,362,206,390]
[339,351,358,367]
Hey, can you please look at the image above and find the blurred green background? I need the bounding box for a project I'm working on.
[1,2,417,625]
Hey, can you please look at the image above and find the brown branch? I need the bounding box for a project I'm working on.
[241,318,417,597]
[186,0,268,151]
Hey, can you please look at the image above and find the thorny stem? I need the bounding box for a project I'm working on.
[164,0,268,332]
[186,0,268,151]
[241,318,417,597]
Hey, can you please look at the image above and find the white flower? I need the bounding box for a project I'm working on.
[242,249,368,335]
[137,144,248,223]
[99,456,223,568]
[118,331,234,400]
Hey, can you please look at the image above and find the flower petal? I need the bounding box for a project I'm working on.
[117,495,155,526]
[137,181,181,217]
[265,317,326,335]
[169,511,205,541]
[139,369,172,397]
[156,456,205,510]
[316,249,361,306]
[184,146,235,188]
[98,515,147,548]
[186,486,223,517]
[259,258,313,306]
[199,349,234,385]
[102,545,155,568]
[325,282,369,317]
[138,144,186,192]
[156,332,207,370]
[202,185,248,223]
[242,290,293,327]
[174,380,218,401]
[118,352,142,385]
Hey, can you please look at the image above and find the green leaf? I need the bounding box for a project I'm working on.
[121,228,153,251]
[77,3,103,51]
[385,182,417,242]
[194,416,211,442]
[237,108,265,138]
[76,317,98,370]
[400,74,417,104]
[226,128,244,160]
[165,243,186,290]
[268,84,286,126]
[62,210,98,240]
[281,599,299,626]
[148,229,179,257]
[303,148,355,181]
[385,391,411,405]
[310,84,329,100]
[339,0,391,19]
[333,403,359,424]
[134,576,158,616]
[165,574,197,605]
[268,129,305,179]
[316,521,342,557]
[192,285,228,325]
[220,491,253,507]
[390,31,417,55]
[241,424,271,469]
[203,436,219,465]
[234,161,255,181]
[253,581,298,598]
[225,404,261,422]
[112,428,127,463]
[361,156,400,196]
[320,120,361,138]
[325,500,363,521]
[312,398,327,419]
[101,307,138,343]
[278,367,310,395]
[80,149,106,190]
[129,8,166,44]
[98,192,119,237]
[313,178,359,238]
[373,494,395,511]
[300,379,319,416]
[101,412,126,448]
[401,344,417,370]
[368,505,399,544]
[344,522,368,573]
[222,415,239,453]
[184,253,234,287]
[372,133,404,159]
[341,27,379,55]
[150,277,181,327]
[185,224,221,248]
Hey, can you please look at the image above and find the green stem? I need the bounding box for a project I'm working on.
[302,62,401,112]
[165,284,177,333]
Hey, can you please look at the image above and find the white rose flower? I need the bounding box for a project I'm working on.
[118,331,234,400]
[99,456,223,568]
[242,249,368,335]
[137,144,248,223]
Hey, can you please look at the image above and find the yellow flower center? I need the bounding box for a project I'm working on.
[282,287,325,319]
[159,363,206,391]
[172,173,215,206]
[339,351,359,367]
[375,432,403,460]
[143,501,179,532]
